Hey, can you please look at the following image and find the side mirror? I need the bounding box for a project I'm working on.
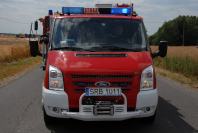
[43,36,49,44]
[152,41,168,58]
[29,40,39,57]
[159,41,168,57]
[34,21,38,31]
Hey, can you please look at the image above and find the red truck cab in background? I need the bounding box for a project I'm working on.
[30,4,168,125]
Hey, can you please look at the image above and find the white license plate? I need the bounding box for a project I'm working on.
[85,88,122,96]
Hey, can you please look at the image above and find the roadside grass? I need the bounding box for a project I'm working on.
[154,56,198,80]
[0,36,41,85]
[151,46,198,59]
[0,57,41,84]
[152,46,198,88]
[0,36,27,45]
[155,67,198,89]
[0,44,30,63]
[0,36,30,63]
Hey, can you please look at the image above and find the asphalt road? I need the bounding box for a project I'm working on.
[0,67,198,133]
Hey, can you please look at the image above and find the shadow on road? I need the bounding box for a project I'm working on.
[46,97,197,133]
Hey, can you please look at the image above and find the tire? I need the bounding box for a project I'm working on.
[141,111,157,124]
[43,108,56,126]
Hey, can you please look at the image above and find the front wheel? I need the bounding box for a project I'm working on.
[43,108,56,126]
[141,111,157,124]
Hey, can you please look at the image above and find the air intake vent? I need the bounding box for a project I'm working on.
[73,81,131,87]
[115,106,124,113]
[76,53,127,57]
[72,74,132,79]
[82,107,92,113]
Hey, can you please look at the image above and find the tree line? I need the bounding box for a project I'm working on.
[149,16,198,46]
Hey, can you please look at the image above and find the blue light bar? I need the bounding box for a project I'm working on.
[62,7,84,14]
[111,8,132,15]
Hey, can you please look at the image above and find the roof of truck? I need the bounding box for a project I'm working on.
[52,14,143,20]
[48,6,143,20]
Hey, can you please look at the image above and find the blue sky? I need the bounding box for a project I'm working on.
[0,0,197,35]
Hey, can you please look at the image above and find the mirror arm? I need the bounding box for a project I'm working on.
[152,51,159,58]
[39,35,49,45]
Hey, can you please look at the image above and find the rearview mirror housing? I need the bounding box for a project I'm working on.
[29,40,39,57]
[152,41,168,58]
[159,41,168,57]
[34,21,38,31]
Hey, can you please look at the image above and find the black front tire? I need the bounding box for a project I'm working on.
[141,111,157,124]
[43,109,56,126]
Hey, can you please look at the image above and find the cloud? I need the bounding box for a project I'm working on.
[0,0,197,34]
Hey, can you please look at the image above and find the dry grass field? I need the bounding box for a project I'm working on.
[0,36,41,83]
[0,35,27,45]
[0,36,30,63]
[151,46,198,60]
[151,46,198,88]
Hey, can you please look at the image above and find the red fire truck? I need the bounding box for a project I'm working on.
[30,4,168,124]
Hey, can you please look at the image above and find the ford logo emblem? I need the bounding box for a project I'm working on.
[95,81,111,87]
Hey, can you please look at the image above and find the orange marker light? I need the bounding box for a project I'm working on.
[84,8,99,14]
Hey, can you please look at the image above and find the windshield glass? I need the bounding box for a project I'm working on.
[52,18,147,52]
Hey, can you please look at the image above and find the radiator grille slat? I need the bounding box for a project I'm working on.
[115,107,124,113]
[71,74,133,92]
[73,82,131,87]
[72,74,132,79]
[82,107,92,112]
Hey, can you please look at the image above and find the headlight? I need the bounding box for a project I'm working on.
[140,65,154,91]
[49,65,64,91]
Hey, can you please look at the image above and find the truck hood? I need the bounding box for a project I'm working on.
[47,51,153,74]
[46,51,153,109]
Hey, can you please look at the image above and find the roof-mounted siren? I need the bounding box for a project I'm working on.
[95,4,113,8]
[95,4,113,14]
[111,7,132,15]
[115,0,133,7]
[110,3,133,16]
[116,3,133,8]
[116,3,137,16]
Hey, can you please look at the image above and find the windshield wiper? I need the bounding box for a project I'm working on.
[52,47,94,52]
[88,46,144,52]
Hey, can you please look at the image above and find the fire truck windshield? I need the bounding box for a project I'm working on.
[52,18,148,52]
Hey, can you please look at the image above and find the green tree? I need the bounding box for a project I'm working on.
[149,16,198,46]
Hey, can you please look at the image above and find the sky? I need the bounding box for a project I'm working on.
[0,0,197,35]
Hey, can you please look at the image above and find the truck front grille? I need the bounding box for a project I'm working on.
[72,74,132,79]
[71,74,133,92]
[73,82,131,87]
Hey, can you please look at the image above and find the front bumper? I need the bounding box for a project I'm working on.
[42,87,158,121]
